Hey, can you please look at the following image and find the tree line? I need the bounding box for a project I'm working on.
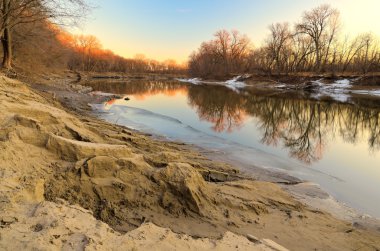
[189,4,380,78]
[58,33,186,74]
[3,3,379,76]
[1,0,185,74]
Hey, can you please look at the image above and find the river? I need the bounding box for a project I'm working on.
[85,79,380,218]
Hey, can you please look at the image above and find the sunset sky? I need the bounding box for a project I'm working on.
[77,0,380,62]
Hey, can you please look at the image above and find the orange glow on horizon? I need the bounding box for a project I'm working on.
[56,25,188,66]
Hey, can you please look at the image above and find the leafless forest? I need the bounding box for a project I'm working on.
[1,2,379,77]
[189,5,380,78]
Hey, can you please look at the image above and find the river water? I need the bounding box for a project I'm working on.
[86,80,380,218]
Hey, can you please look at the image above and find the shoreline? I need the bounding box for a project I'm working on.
[80,77,380,223]
[54,75,380,225]
[48,74,380,226]
[1,73,380,250]
[92,100,380,229]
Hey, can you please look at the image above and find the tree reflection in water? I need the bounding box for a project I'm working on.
[187,85,380,164]
[187,85,246,132]
[87,80,186,98]
[88,80,380,164]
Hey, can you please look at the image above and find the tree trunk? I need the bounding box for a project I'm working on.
[1,0,12,70]
[2,27,12,69]
[315,41,321,72]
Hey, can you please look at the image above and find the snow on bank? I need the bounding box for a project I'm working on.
[331,79,352,88]
[225,76,247,91]
[90,91,118,97]
[310,79,352,102]
[176,75,247,91]
[177,78,202,85]
[275,78,380,102]
[310,78,380,102]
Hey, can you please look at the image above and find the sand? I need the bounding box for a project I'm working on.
[0,75,380,250]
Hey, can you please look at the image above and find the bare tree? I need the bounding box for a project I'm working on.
[339,35,366,72]
[356,33,379,73]
[229,30,251,72]
[296,4,340,72]
[70,34,101,71]
[189,30,252,78]
[266,22,292,74]
[290,33,314,72]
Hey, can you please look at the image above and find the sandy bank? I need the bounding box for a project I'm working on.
[0,75,380,250]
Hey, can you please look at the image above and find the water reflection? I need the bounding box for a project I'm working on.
[189,85,380,163]
[187,86,246,132]
[87,80,380,164]
[88,80,186,98]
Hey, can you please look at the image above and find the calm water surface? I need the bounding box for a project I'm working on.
[87,80,380,218]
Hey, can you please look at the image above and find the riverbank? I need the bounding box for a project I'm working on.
[180,72,380,85]
[1,74,380,250]
[85,78,380,225]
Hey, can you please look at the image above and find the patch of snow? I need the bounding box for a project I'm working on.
[309,79,354,102]
[319,79,380,99]
[177,76,248,91]
[330,79,351,89]
[225,76,246,92]
[176,78,202,85]
[310,79,351,91]
[335,79,351,85]
[226,81,246,91]
[311,79,325,87]
[308,79,352,102]
[90,91,117,96]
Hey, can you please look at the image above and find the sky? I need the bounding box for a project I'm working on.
[75,0,380,62]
